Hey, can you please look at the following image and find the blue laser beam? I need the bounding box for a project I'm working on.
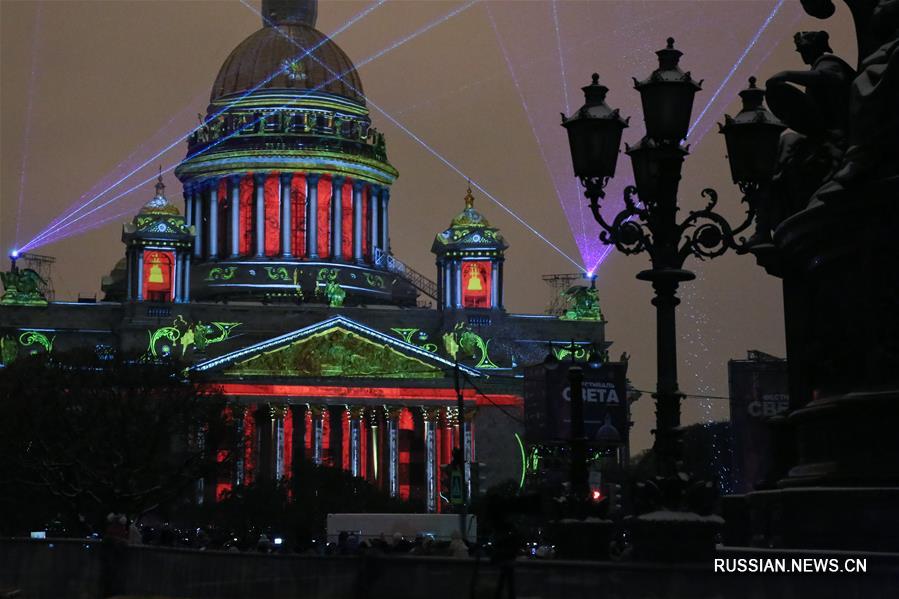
[22,0,388,251]
[687,0,785,139]
[249,0,585,272]
[14,1,43,246]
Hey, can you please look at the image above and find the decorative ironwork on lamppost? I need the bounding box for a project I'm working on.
[562,38,784,478]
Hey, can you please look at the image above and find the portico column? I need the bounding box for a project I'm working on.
[370,186,380,263]
[463,408,477,502]
[254,173,266,257]
[233,406,246,486]
[184,185,194,228]
[443,262,452,309]
[380,187,390,254]
[309,405,324,465]
[423,407,440,513]
[281,173,292,257]
[230,175,241,257]
[306,174,320,259]
[136,249,145,301]
[385,407,401,498]
[497,260,505,309]
[331,176,345,260]
[173,254,183,302]
[349,406,365,477]
[208,180,219,258]
[352,181,364,263]
[272,406,286,480]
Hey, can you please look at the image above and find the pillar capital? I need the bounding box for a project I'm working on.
[307,404,325,418]
[306,172,321,184]
[254,172,268,185]
[348,405,366,420]
[384,406,404,419]
[280,171,293,185]
[331,175,346,186]
[421,407,441,422]
[353,179,366,192]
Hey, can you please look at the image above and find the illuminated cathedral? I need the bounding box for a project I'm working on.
[1,0,610,511]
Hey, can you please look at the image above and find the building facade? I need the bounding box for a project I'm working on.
[1,0,609,512]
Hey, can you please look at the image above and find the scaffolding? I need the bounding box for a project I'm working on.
[542,273,582,316]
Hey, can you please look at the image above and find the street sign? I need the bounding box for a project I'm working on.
[450,470,463,505]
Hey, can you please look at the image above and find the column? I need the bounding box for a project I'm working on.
[385,407,401,498]
[349,406,364,477]
[352,181,364,263]
[208,180,219,258]
[423,408,439,513]
[290,404,307,470]
[125,249,133,301]
[497,260,504,309]
[183,254,191,303]
[380,187,390,254]
[368,409,380,484]
[136,249,144,301]
[193,188,204,259]
[329,405,344,469]
[370,186,380,262]
[490,260,499,309]
[331,176,344,260]
[281,173,292,257]
[256,405,273,480]
[310,405,324,465]
[230,175,241,257]
[307,174,319,259]
[234,406,246,486]
[255,173,266,257]
[443,261,453,308]
[454,261,463,309]
[272,406,286,479]
[173,254,182,302]
[463,408,476,502]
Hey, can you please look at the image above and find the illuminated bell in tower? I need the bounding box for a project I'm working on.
[148,254,164,284]
[467,264,483,291]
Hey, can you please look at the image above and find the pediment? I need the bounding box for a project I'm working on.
[191,316,479,380]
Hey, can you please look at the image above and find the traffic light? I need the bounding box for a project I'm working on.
[470,462,488,496]
[608,482,624,513]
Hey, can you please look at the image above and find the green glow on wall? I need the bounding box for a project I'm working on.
[391,328,438,353]
[316,268,345,307]
[443,322,500,369]
[1,268,49,306]
[205,266,238,281]
[147,316,240,359]
[559,286,603,321]
[514,433,526,491]
[19,330,54,353]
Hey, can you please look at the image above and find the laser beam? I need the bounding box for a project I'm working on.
[22,0,388,251]
[249,0,585,272]
[14,2,43,246]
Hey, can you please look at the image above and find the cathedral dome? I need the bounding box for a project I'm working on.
[210,3,364,104]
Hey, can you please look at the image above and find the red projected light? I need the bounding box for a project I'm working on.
[592,490,602,501]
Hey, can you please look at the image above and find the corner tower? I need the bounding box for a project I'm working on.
[432,187,508,311]
[175,0,414,305]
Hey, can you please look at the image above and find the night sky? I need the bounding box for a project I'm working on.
[0,1,856,453]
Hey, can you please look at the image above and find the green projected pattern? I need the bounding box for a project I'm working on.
[146,316,240,359]
[226,326,441,379]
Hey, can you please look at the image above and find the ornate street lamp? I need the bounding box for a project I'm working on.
[562,39,782,478]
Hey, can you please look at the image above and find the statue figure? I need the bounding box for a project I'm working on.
[797,0,899,199]
[765,31,855,212]
[560,285,603,321]
[1,267,48,306]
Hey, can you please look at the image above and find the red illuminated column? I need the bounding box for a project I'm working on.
[229,175,241,258]
[423,407,440,513]
[317,177,331,259]
[331,176,345,260]
[233,406,246,486]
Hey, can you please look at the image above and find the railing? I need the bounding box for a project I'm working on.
[375,249,437,301]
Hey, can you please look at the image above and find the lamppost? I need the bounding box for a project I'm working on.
[544,341,603,509]
[561,38,784,478]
